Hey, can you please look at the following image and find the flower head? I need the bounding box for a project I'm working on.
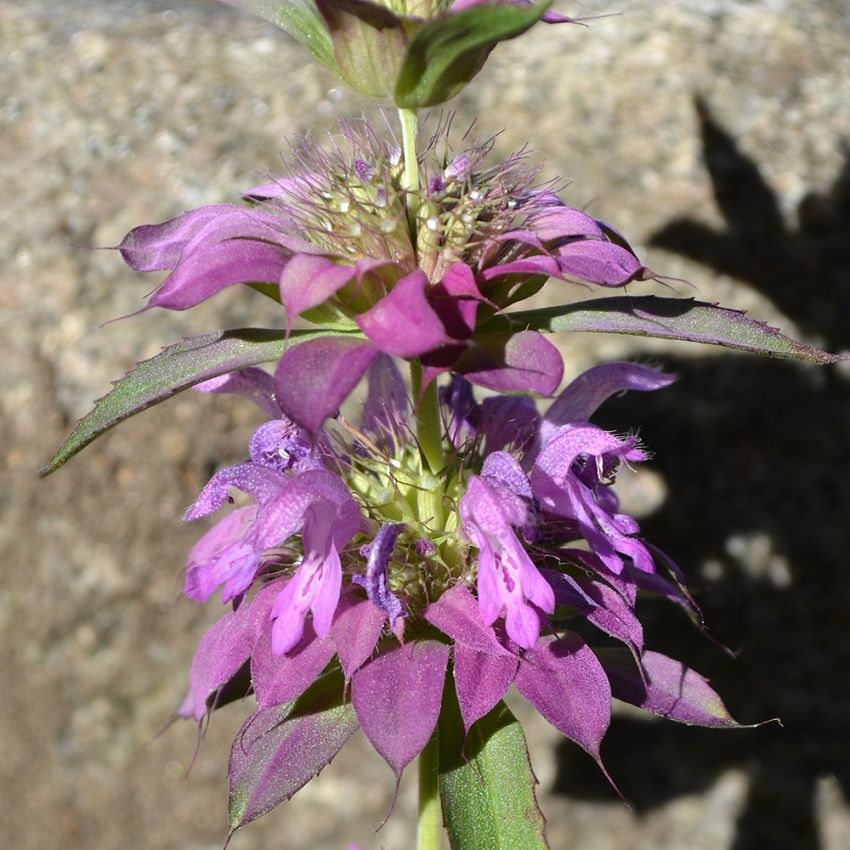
[118,121,655,433]
[179,356,741,833]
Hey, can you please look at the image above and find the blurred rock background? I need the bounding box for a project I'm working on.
[2,1,849,848]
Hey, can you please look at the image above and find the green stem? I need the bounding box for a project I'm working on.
[398,107,421,230]
[410,360,444,474]
[417,731,442,850]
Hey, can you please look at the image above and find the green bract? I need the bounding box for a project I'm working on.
[221,0,555,105]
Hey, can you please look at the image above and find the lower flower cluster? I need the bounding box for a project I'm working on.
[179,357,743,830]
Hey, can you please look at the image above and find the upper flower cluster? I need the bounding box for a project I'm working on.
[118,122,654,433]
[179,357,739,830]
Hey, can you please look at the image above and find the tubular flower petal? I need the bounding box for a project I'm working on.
[461,475,555,648]
[271,501,344,653]
[354,523,407,628]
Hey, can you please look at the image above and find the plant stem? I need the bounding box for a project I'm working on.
[398,107,421,231]
[417,732,442,850]
[410,359,444,474]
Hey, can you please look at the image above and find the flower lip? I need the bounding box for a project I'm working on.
[270,500,344,654]
[460,473,555,648]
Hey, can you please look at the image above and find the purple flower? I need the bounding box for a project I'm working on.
[460,473,555,649]
[178,357,741,835]
[454,363,675,648]
[116,122,656,433]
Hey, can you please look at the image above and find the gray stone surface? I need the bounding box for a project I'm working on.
[3,1,849,849]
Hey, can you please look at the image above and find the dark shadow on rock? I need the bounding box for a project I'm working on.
[553,357,850,850]
[551,98,850,850]
[651,96,850,351]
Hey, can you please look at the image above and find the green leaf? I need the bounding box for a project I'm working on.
[221,0,338,69]
[439,686,548,850]
[479,295,843,365]
[40,327,358,477]
[395,3,548,108]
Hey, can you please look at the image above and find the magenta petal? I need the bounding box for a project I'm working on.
[251,623,336,709]
[186,463,287,520]
[265,511,346,654]
[185,538,260,604]
[185,504,256,569]
[454,644,518,732]
[117,204,242,271]
[274,336,378,433]
[601,650,742,727]
[461,476,555,647]
[280,254,356,323]
[481,254,562,281]
[354,523,406,626]
[331,595,386,679]
[561,548,638,607]
[491,229,549,254]
[250,469,364,553]
[248,419,323,474]
[526,202,606,242]
[356,270,451,357]
[480,451,533,501]
[556,241,647,286]
[419,344,466,391]
[578,579,644,657]
[194,367,281,418]
[183,583,278,720]
[183,506,258,602]
[149,239,290,310]
[351,640,450,777]
[515,633,611,762]
[460,331,563,396]
[243,173,317,202]
[532,424,629,488]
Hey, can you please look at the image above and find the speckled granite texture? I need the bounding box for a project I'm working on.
[3,2,850,848]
